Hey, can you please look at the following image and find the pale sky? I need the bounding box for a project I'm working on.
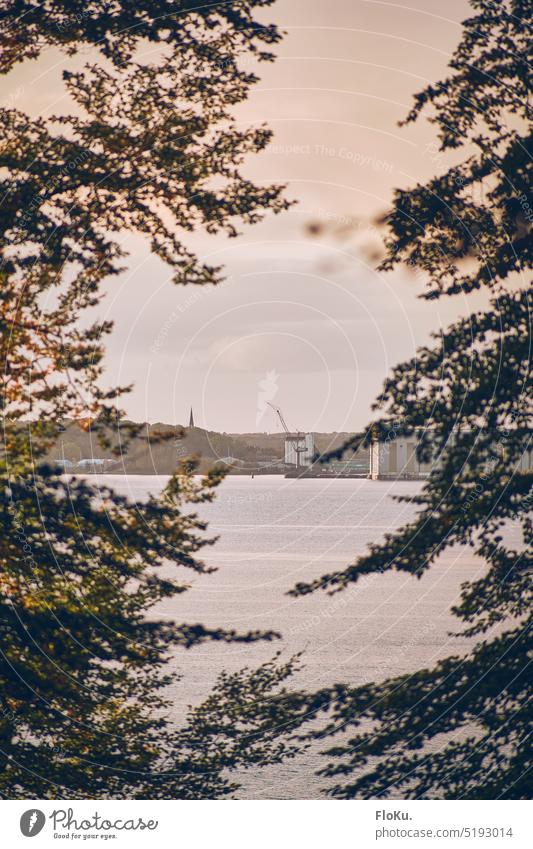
[7,0,483,432]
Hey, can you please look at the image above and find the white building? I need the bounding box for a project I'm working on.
[284,432,315,467]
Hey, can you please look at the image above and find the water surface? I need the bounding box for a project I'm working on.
[92,474,506,798]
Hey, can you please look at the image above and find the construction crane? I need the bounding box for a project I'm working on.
[267,402,308,469]
[266,402,291,433]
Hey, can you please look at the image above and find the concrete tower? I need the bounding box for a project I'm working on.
[188,407,195,428]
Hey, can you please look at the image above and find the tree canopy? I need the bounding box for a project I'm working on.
[0,0,298,798]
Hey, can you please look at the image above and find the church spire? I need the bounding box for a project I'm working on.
[188,407,194,428]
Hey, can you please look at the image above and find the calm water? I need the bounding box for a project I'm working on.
[92,474,510,798]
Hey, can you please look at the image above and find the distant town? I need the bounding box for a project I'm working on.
[47,413,359,477]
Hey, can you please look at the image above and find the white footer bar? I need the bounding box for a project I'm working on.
[2,799,531,849]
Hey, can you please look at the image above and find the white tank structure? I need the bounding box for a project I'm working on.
[284,432,315,467]
[518,446,533,472]
[369,439,380,479]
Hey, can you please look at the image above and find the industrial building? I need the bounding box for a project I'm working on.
[375,432,533,480]
[375,437,433,479]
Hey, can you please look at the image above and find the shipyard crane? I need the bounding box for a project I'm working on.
[267,402,308,469]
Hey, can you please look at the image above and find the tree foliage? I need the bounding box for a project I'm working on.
[0,0,297,799]
[291,0,532,799]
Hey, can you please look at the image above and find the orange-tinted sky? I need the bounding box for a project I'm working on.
[7,0,486,432]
